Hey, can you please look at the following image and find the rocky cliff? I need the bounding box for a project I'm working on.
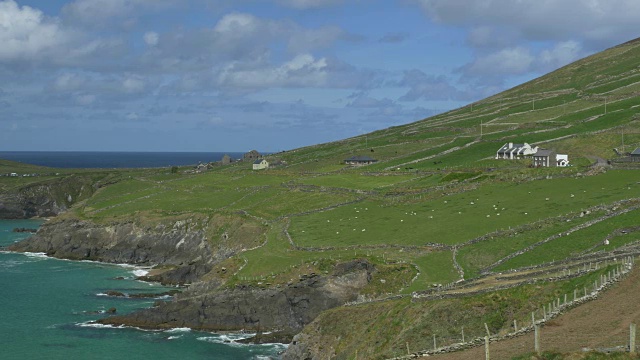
[0,176,95,219]
[99,260,374,336]
[8,217,215,284]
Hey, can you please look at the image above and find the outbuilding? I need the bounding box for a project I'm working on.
[253,159,269,170]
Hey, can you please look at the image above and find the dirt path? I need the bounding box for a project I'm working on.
[433,265,640,360]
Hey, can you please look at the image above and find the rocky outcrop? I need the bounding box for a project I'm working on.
[99,260,374,336]
[0,176,95,219]
[7,218,215,284]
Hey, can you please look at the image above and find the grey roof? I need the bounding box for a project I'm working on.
[345,156,377,162]
[631,148,640,155]
[253,159,266,164]
[497,143,526,154]
[534,149,554,157]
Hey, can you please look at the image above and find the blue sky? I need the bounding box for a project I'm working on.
[1,0,638,152]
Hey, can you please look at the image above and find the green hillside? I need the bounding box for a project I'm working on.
[3,37,640,358]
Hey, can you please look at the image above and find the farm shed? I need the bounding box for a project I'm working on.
[344,156,378,166]
[253,159,269,170]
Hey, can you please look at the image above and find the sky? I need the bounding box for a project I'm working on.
[1,0,638,152]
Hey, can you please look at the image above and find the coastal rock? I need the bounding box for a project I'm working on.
[0,175,94,219]
[99,260,374,335]
[8,218,215,285]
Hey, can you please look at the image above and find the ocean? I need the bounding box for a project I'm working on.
[0,151,245,169]
[0,219,285,359]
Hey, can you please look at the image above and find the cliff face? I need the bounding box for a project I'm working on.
[8,218,215,284]
[0,176,94,219]
[100,260,374,335]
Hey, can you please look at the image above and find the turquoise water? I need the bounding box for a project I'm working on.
[0,219,285,359]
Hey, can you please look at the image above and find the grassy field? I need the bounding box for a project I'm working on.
[2,37,640,360]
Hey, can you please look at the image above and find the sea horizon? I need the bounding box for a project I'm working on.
[0,151,247,169]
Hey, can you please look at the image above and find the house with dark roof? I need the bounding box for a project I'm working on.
[252,159,269,170]
[631,147,640,161]
[532,149,555,167]
[344,156,378,166]
[496,142,538,159]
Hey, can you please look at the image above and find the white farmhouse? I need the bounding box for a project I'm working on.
[252,159,269,170]
[496,142,538,159]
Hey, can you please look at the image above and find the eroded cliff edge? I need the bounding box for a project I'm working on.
[6,213,377,339]
[99,260,374,337]
[0,175,95,219]
[8,217,217,284]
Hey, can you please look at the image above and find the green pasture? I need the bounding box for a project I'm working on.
[290,170,639,248]
[403,250,460,293]
[496,207,640,270]
[298,173,419,190]
[456,210,607,278]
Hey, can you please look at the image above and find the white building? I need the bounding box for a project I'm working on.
[556,154,569,167]
[252,159,269,170]
[496,142,538,159]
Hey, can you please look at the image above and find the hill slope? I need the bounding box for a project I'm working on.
[2,37,640,358]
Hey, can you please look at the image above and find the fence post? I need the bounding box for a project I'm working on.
[485,323,491,337]
[406,342,410,355]
[531,312,535,326]
[574,289,577,300]
[485,336,490,360]
[513,319,518,332]
[461,327,465,343]
[433,334,436,350]
[534,325,541,355]
[631,323,637,355]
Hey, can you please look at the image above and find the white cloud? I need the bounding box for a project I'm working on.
[62,0,180,26]
[122,75,146,93]
[397,69,468,101]
[53,73,88,92]
[75,94,96,105]
[288,25,346,53]
[0,0,74,62]
[217,54,329,90]
[143,32,159,46]
[413,0,640,44]
[538,41,583,71]
[213,12,260,34]
[462,47,534,77]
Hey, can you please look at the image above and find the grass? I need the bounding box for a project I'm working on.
[295,267,615,359]
[290,170,639,248]
[496,207,640,271]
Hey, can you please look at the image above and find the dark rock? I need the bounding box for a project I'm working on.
[106,307,117,314]
[8,218,214,285]
[98,260,374,335]
[12,227,38,233]
[105,291,126,297]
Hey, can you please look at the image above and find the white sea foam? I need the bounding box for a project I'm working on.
[167,335,182,340]
[132,269,149,277]
[24,252,49,259]
[165,327,191,333]
[196,333,287,349]
[76,321,125,329]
